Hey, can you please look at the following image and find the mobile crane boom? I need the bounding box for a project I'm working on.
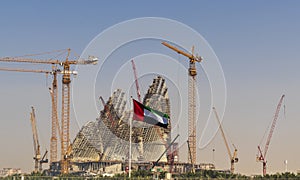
[30,107,40,173]
[213,107,238,173]
[257,94,285,176]
[30,107,48,173]
[131,59,142,103]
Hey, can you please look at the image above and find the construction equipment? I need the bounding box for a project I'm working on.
[187,140,193,165]
[0,67,68,166]
[212,107,238,173]
[0,67,61,164]
[131,59,142,102]
[0,49,98,174]
[0,67,53,74]
[151,134,179,169]
[39,150,49,172]
[48,70,60,165]
[257,94,285,176]
[30,107,48,173]
[162,42,203,171]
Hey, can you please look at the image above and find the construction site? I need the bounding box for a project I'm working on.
[0,42,288,179]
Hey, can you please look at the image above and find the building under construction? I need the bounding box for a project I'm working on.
[64,76,171,173]
[49,76,215,175]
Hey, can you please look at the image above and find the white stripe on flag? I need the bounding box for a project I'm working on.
[144,108,165,124]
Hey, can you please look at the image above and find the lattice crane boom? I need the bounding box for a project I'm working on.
[257,94,285,176]
[264,94,285,158]
[49,71,60,165]
[0,55,98,66]
[30,107,40,173]
[213,107,238,173]
[213,107,231,158]
[161,42,202,63]
[162,42,202,172]
[131,59,142,102]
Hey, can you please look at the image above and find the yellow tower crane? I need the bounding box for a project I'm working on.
[30,106,48,173]
[212,107,238,173]
[0,67,62,167]
[0,49,98,174]
[0,67,67,167]
[162,42,203,171]
[48,69,60,166]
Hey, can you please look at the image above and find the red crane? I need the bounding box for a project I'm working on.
[131,59,141,102]
[257,94,285,176]
[130,59,172,166]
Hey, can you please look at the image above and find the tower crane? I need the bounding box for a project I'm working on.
[257,94,285,176]
[162,42,203,171]
[30,107,48,173]
[0,67,69,166]
[48,70,60,166]
[0,48,98,174]
[212,107,238,173]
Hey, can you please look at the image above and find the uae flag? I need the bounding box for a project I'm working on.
[133,99,169,129]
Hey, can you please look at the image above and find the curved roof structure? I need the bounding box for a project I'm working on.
[71,76,171,163]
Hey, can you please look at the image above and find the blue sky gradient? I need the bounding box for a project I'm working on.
[0,0,299,175]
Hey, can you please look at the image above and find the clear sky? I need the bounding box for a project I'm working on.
[0,0,299,176]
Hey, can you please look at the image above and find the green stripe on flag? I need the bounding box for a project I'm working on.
[144,105,170,119]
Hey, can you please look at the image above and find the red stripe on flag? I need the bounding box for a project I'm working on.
[133,99,144,121]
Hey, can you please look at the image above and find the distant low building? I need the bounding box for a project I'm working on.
[0,168,21,177]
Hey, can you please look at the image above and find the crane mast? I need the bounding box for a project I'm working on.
[162,42,202,171]
[213,107,238,173]
[49,71,60,164]
[61,50,71,174]
[257,94,285,176]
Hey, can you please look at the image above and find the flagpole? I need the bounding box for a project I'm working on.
[129,96,132,178]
